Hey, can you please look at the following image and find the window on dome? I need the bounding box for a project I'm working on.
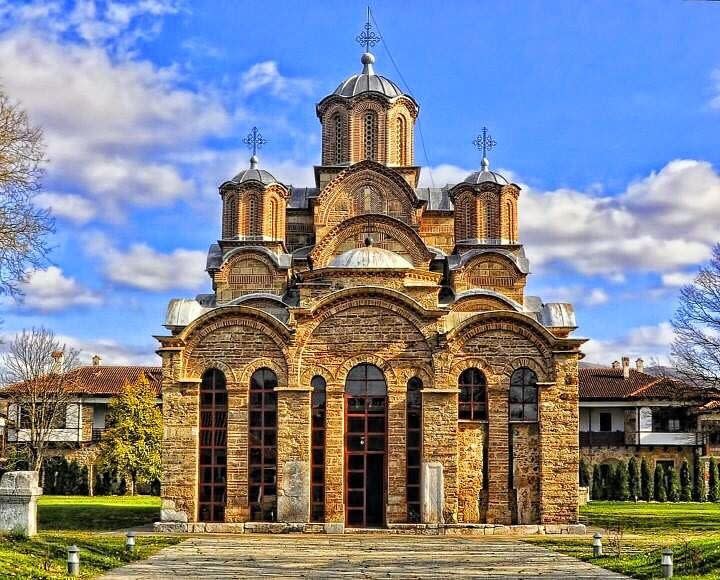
[333,114,346,164]
[363,111,378,161]
[396,116,406,165]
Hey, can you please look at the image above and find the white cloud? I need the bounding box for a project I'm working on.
[531,285,609,307]
[241,61,313,100]
[87,234,207,291]
[582,322,675,365]
[661,271,697,288]
[18,266,102,312]
[58,334,159,366]
[35,192,97,224]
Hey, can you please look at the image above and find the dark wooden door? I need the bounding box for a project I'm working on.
[345,364,387,528]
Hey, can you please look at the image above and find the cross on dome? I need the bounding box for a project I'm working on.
[473,127,497,171]
[242,126,268,168]
[356,7,381,53]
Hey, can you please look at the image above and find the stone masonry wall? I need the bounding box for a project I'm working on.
[457,422,486,523]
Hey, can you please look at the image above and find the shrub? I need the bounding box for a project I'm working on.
[680,459,692,501]
[667,466,681,502]
[709,457,720,502]
[628,456,640,500]
[579,458,591,488]
[641,457,654,501]
[615,461,630,501]
[693,455,706,501]
[654,463,667,502]
[592,464,604,500]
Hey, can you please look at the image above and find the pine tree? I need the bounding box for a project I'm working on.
[592,464,604,500]
[579,458,591,489]
[99,373,162,495]
[709,457,720,502]
[654,464,667,502]
[693,456,706,502]
[641,457,654,501]
[628,456,640,500]
[667,466,681,502]
[680,459,692,501]
[616,460,630,501]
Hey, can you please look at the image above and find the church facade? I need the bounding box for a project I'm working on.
[156,43,585,531]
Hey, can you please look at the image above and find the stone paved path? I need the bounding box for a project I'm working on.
[102,534,627,578]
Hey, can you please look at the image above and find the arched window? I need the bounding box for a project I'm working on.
[270,198,278,240]
[247,194,261,238]
[505,200,515,241]
[333,113,346,163]
[458,368,487,421]
[363,110,378,161]
[198,369,227,523]
[406,377,422,523]
[249,368,278,521]
[396,116,406,165]
[476,197,487,240]
[223,194,238,239]
[509,367,539,422]
[310,375,326,522]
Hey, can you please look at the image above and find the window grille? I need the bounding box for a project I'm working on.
[249,368,278,522]
[509,367,539,422]
[458,368,487,421]
[363,111,377,161]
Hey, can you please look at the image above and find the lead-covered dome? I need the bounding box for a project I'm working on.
[229,155,278,186]
[329,239,412,269]
[333,53,405,99]
[464,157,509,186]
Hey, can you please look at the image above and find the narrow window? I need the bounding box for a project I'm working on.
[509,367,539,422]
[506,201,515,241]
[599,412,612,432]
[458,368,487,421]
[249,368,278,522]
[406,377,422,523]
[198,369,227,523]
[223,194,238,238]
[333,114,345,163]
[270,198,278,240]
[363,110,377,161]
[310,375,326,522]
[396,116,406,165]
[248,194,261,238]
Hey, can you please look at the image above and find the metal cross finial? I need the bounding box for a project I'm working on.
[472,127,497,159]
[242,126,268,156]
[356,7,381,52]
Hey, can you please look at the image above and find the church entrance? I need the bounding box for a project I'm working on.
[344,363,387,528]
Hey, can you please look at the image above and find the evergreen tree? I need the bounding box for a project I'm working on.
[99,373,162,495]
[667,466,681,502]
[592,464,604,500]
[616,460,630,501]
[680,459,692,501]
[641,457,654,501]
[628,456,640,500]
[579,458,591,489]
[709,457,720,502]
[693,456,706,502]
[654,464,667,502]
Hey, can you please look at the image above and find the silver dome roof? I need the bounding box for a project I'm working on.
[332,52,406,100]
[329,240,412,269]
[464,157,509,186]
[230,155,278,186]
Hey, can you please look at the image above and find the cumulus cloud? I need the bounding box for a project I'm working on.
[17,266,102,312]
[582,322,675,365]
[87,234,207,291]
[35,192,97,224]
[58,334,159,365]
[241,61,313,100]
[531,285,609,307]
[661,271,698,288]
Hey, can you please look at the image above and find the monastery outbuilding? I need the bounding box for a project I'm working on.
[156,26,586,532]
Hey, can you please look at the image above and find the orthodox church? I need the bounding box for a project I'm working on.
[156,24,585,532]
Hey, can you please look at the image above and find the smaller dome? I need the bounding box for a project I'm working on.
[230,155,278,186]
[329,243,412,269]
[463,157,509,185]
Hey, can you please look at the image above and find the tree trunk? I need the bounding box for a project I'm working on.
[130,472,136,496]
[88,462,94,497]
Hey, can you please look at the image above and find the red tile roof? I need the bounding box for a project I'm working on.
[1,366,162,397]
[579,367,714,402]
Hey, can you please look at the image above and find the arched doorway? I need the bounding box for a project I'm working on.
[345,363,387,528]
[198,369,227,523]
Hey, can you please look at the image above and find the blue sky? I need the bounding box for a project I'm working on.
[0,0,719,365]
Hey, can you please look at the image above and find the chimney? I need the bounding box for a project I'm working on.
[622,356,630,379]
[612,360,621,370]
[92,354,102,367]
[636,358,644,373]
[51,350,64,373]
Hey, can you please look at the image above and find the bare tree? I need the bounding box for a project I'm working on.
[0,328,80,471]
[671,244,720,388]
[0,89,53,297]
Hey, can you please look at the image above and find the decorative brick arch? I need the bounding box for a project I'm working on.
[449,356,495,385]
[299,363,334,389]
[499,356,550,383]
[335,354,398,386]
[239,356,288,387]
[395,363,434,387]
[314,161,421,230]
[310,214,433,268]
[191,359,238,384]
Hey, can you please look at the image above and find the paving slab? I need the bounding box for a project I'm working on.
[102,534,627,578]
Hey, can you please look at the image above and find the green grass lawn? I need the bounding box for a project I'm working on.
[527,502,720,579]
[0,495,182,580]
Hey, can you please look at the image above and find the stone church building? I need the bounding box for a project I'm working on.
[157,41,585,532]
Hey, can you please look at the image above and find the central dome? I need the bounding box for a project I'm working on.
[332,52,406,100]
[329,243,412,269]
